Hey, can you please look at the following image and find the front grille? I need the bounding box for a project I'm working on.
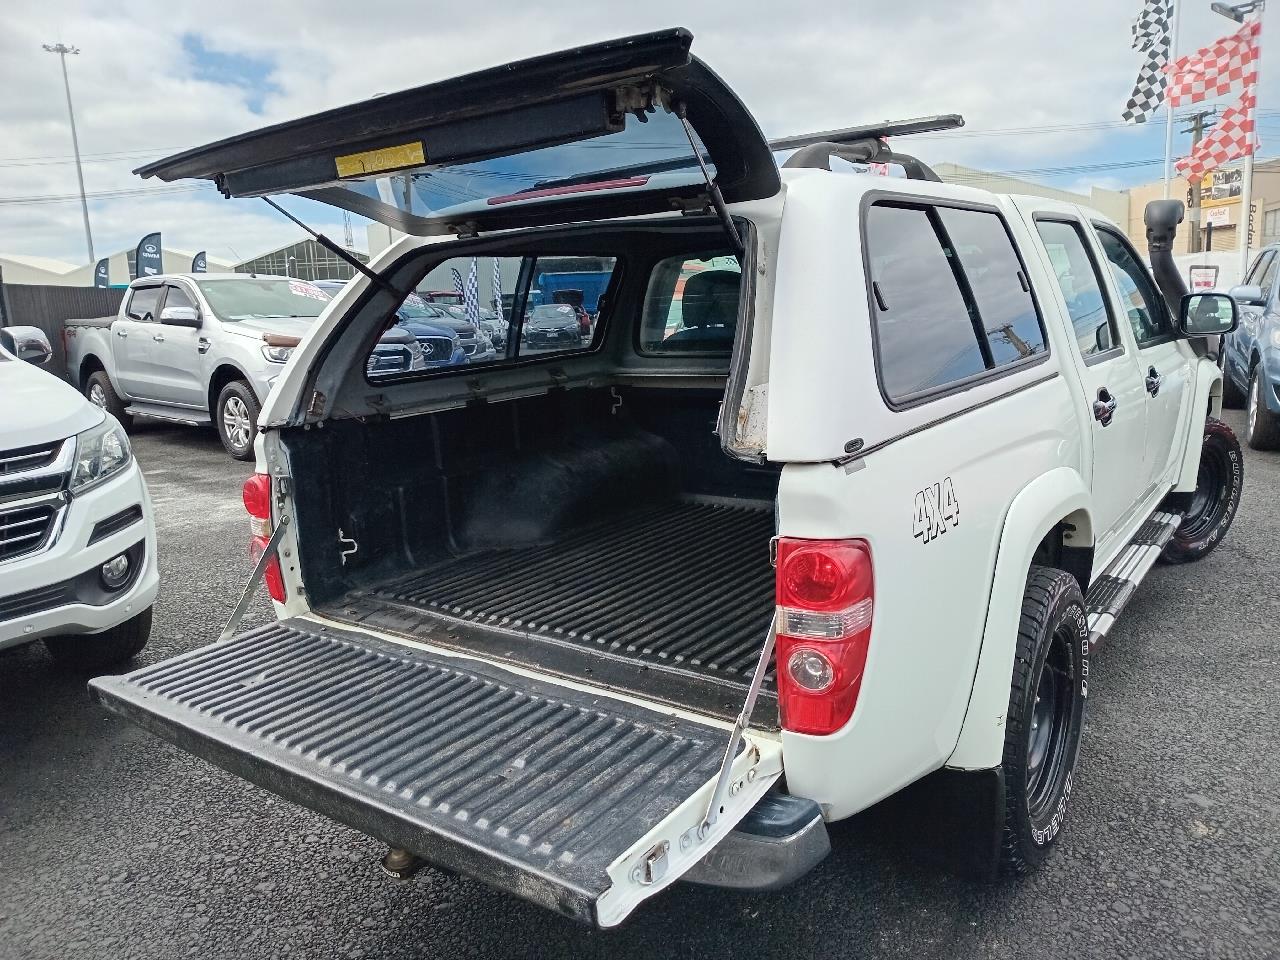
[368,347,411,372]
[419,335,455,362]
[0,441,60,475]
[0,504,57,561]
[0,580,73,622]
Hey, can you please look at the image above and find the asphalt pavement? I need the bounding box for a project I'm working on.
[1,411,1277,960]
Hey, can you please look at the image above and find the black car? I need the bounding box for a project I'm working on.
[522,304,583,349]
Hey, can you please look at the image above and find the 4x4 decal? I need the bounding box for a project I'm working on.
[913,477,959,543]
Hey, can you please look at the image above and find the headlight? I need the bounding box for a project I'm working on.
[261,344,294,363]
[70,413,132,494]
[1270,327,1280,349]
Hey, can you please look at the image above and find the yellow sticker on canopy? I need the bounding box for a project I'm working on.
[334,142,426,178]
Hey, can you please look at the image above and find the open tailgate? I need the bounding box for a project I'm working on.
[89,619,781,926]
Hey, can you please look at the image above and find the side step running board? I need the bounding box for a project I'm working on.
[1083,510,1181,648]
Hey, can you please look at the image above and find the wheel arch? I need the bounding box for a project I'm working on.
[78,352,108,392]
[1174,358,1224,493]
[208,362,254,415]
[947,466,1093,771]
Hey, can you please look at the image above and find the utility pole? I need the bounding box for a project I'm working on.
[1180,109,1218,253]
[42,42,94,264]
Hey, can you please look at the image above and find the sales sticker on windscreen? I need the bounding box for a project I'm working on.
[334,142,427,179]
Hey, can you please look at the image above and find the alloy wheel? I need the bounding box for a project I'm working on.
[222,396,251,452]
[89,383,107,409]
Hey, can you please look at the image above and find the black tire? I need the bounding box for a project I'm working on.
[1220,363,1247,409]
[1245,367,1280,451]
[215,380,260,461]
[85,370,133,429]
[1161,417,1244,564]
[998,565,1088,876]
[44,607,151,673]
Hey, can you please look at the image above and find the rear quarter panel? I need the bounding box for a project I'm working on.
[770,185,1094,819]
[777,376,1080,819]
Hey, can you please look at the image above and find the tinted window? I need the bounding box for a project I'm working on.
[196,278,331,320]
[937,208,1045,365]
[1245,250,1273,285]
[125,286,161,322]
[1260,252,1279,294]
[1035,219,1119,357]
[640,253,741,354]
[164,285,196,312]
[1096,228,1173,346]
[361,254,617,381]
[867,203,1047,403]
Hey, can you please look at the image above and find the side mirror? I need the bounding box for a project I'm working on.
[159,305,201,328]
[0,325,53,365]
[1180,292,1239,337]
[1227,283,1267,307]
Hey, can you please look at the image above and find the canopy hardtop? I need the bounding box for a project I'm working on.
[135,29,780,236]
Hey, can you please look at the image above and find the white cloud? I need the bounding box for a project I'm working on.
[3,0,1276,264]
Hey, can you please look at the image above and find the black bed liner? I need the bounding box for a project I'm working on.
[89,620,739,925]
[325,499,778,721]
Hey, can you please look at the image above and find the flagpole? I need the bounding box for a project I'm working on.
[1239,10,1264,279]
[1163,1,1183,199]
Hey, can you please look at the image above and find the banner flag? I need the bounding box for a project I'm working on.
[1122,0,1175,123]
[93,258,109,288]
[192,251,207,273]
[134,232,162,279]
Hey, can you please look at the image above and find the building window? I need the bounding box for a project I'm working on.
[1264,208,1280,245]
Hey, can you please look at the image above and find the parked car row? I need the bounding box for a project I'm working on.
[1222,247,1280,449]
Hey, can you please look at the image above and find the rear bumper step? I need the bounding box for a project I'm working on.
[89,619,782,926]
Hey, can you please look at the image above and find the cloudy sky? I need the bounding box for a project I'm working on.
[3,0,1278,267]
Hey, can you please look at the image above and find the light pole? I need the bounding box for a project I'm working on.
[1210,1,1265,279]
[42,42,94,264]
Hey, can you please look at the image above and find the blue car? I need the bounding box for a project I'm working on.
[314,281,468,369]
[1224,248,1280,449]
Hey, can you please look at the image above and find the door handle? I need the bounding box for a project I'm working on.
[1145,366,1161,397]
[152,333,166,343]
[1094,388,1117,427]
[197,337,211,354]
[115,329,128,338]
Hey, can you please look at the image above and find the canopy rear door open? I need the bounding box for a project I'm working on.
[89,619,781,927]
[134,29,779,237]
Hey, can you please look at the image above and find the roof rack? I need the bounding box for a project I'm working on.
[775,114,963,181]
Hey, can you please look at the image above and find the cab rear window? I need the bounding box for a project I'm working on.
[639,252,741,354]
[865,200,1046,405]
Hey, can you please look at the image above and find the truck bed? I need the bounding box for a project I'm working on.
[322,498,778,721]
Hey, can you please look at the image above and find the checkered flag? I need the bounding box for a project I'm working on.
[1175,86,1259,179]
[451,267,464,298]
[492,258,503,313]
[1122,0,1175,124]
[464,258,480,327]
[1167,19,1260,106]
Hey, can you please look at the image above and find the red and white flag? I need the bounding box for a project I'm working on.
[1165,19,1260,106]
[1175,86,1259,179]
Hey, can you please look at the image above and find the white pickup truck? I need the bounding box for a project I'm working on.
[0,326,157,670]
[91,31,1243,928]
[64,273,428,460]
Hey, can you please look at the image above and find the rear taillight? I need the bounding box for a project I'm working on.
[774,538,873,736]
[242,473,285,603]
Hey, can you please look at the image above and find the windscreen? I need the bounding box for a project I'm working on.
[327,112,712,222]
[196,278,331,321]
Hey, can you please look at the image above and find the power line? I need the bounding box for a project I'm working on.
[0,183,214,206]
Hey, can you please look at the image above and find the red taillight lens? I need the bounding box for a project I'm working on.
[242,473,272,519]
[243,474,284,602]
[775,538,873,736]
[249,535,286,603]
